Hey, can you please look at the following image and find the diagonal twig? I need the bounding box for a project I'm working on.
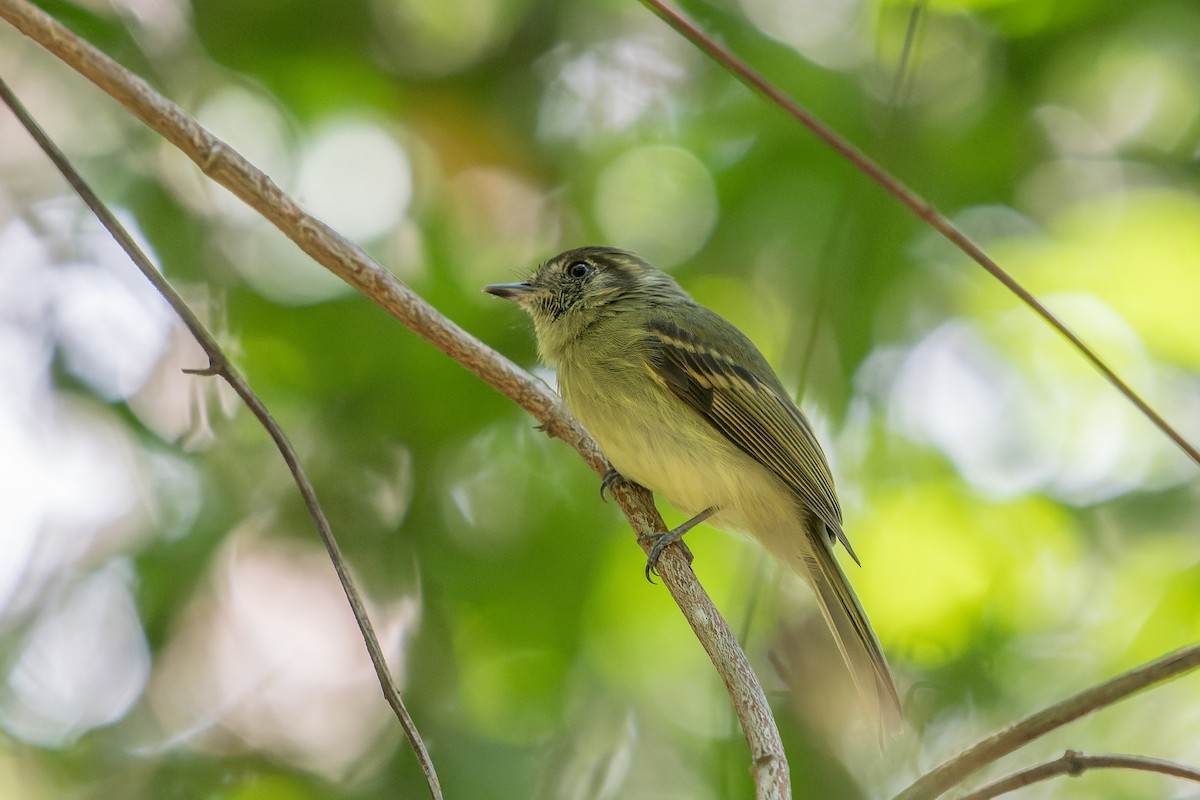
[957,749,1200,800]
[892,644,1200,800]
[0,76,444,800]
[636,0,1200,469]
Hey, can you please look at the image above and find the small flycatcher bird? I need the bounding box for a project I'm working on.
[485,246,900,723]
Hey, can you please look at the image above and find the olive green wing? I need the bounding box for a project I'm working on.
[644,315,903,723]
[642,316,857,563]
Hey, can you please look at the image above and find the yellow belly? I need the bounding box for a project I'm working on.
[561,365,792,538]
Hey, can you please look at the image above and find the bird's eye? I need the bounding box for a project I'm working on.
[567,261,593,280]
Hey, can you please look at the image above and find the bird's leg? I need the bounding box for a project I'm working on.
[599,466,624,501]
[639,507,717,582]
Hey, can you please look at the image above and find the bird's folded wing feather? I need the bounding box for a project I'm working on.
[643,318,858,563]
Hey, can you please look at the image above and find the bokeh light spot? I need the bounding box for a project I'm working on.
[593,145,717,269]
[1,564,150,747]
[295,118,413,243]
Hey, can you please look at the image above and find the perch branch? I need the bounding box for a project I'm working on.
[0,2,788,796]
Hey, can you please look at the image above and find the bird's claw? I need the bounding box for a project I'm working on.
[637,532,669,582]
[599,467,623,502]
[636,530,695,583]
[636,507,714,583]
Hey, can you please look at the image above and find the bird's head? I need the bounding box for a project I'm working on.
[484,246,688,362]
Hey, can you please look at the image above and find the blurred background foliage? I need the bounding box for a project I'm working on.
[2,0,1199,797]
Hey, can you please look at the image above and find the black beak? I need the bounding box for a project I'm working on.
[483,282,536,302]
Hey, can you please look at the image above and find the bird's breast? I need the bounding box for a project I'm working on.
[558,353,788,534]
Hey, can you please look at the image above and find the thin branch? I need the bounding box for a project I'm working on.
[636,0,1200,470]
[892,644,1200,800]
[957,750,1200,800]
[0,2,790,796]
[884,3,926,115]
[789,1,926,392]
[0,77,449,800]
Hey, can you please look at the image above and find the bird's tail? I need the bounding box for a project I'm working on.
[794,542,902,731]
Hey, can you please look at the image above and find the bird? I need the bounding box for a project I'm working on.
[484,245,900,725]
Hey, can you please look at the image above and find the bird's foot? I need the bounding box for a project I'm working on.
[637,506,717,583]
[599,466,624,502]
